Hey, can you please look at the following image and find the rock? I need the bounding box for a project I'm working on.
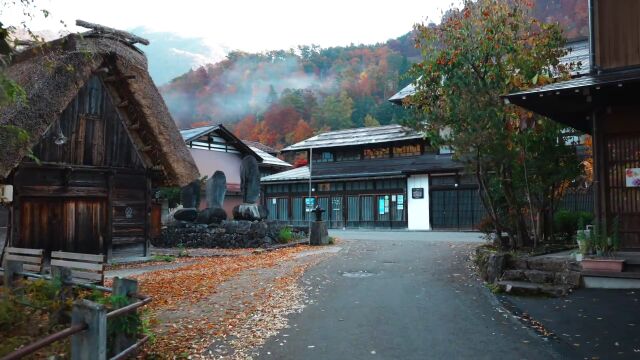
[173,208,198,222]
[250,221,268,239]
[554,271,582,287]
[180,180,200,208]
[223,220,252,235]
[501,269,525,281]
[206,171,227,209]
[527,258,568,272]
[196,207,227,224]
[486,253,508,284]
[523,270,555,284]
[233,203,267,221]
[310,221,329,246]
[240,156,260,204]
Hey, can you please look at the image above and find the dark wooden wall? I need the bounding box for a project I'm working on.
[32,76,145,169]
[595,0,640,70]
[12,75,149,260]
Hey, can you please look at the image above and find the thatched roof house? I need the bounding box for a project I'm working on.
[0,25,199,262]
[0,27,198,185]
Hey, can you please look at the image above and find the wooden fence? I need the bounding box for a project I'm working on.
[1,261,151,360]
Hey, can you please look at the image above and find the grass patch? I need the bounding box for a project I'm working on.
[152,255,175,263]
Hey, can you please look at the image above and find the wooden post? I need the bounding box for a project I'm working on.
[2,259,23,289]
[112,277,138,355]
[51,266,73,324]
[71,299,107,360]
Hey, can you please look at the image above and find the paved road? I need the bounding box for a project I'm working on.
[329,229,485,242]
[259,232,559,360]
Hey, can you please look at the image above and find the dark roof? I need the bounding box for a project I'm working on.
[504,67,640,133]
[249,146,291,169]
[242,140,278,155]
[282,124,423,152]
[389,40,591,104]
[0,30,199,186]
[261,153,461,182]
[180,124,261,160]
[261,166,309,182]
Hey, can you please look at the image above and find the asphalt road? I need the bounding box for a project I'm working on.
[259,232,560,360]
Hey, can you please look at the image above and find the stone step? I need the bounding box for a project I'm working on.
[497,280,570,297]
[502,269,581,288]
[522,257,571,272]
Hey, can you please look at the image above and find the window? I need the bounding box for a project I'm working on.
[345,181,374,191]
[376,179,406,190]
[313,151,334,163]
[336,149,361,161]
[393,144,421,157]
[363,147,390,159]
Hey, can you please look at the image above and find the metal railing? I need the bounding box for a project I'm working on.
[1,262,152,360]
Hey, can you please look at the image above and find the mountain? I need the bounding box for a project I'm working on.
[130,27,228,85]
[158,0,589,150]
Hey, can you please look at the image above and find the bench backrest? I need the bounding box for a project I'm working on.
[51,251,105,284]
[4,247,44,274]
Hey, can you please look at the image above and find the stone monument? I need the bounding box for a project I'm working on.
[196,171,228,224]
[233,156,268,221]
[174,179,200,222]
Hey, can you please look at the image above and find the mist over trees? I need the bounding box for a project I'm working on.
[159,0,588,149]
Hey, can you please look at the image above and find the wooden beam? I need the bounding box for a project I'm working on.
[76,20,150,45]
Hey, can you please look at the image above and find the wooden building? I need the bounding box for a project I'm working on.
[181,125,291,214]
[505,0,640,250]
[0,30,199,262]
[261,125,486,230]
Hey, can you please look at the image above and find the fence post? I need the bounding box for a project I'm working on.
[112,277,138,355]
[3,259,23,289]
[72,299,107,360]
[51,266,73,324]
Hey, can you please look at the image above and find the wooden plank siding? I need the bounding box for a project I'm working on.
[594,0,640,70]
[10,75,150,261]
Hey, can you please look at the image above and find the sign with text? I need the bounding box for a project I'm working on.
[412,188,424,199]
[305,197,315,212]
[626,168,640,187]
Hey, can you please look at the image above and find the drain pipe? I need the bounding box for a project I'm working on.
[308,147,313,241]
[588,0,597,73]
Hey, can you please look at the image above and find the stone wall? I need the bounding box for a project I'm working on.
[154,220,307,249]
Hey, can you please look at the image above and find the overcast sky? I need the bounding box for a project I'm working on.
[4,0,459,52]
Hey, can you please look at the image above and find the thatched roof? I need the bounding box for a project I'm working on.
[0,30,199,186]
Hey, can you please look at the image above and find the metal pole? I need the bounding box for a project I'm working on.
[308,147,313,237]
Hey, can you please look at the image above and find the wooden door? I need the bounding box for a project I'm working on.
[19,198,106,255]
[606,133,640,249]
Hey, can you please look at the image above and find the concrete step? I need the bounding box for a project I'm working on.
[498,280,570,297]
[582,271,640,289]
[525,257,572,272]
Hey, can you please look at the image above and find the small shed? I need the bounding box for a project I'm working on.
[0,26,199,262]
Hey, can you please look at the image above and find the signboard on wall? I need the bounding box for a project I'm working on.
[626,168,640,187]
[412,188,424,199]
[379,198,385,215]
[397,195,404,210]
[305,197,315,212]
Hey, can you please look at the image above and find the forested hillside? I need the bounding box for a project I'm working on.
[160,0,588,150]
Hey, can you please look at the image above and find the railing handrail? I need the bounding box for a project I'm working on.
[3,267,151,360]
[0,323,87,360]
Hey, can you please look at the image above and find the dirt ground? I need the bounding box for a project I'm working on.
[112,245,340,359]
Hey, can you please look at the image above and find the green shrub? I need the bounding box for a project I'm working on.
[553,210,594,241]
[278,226,293,243]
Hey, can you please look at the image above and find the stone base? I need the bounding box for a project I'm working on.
[196,207,227,224]
[155,220,306,249]
[310,221,329,246]
[233,203,268,221]
[173,208,198,222]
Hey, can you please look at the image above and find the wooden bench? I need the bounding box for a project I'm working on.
[51,251,105,285]
[3,247,44,274]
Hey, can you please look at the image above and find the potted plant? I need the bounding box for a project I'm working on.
[580,218,625,272]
